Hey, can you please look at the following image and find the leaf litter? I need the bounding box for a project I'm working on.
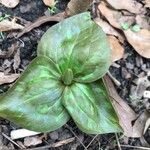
[0,0,150,149]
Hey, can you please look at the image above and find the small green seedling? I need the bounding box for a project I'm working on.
[0,12,122,134]
[131,24,140,32]
[0,14,10,22]
[121,22,130,30]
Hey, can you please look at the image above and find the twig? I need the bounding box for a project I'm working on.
[86,134,99,149]
[25,137,75,150]
[65,124,87,150]
[17,12,65,38]
[120,144,150,150]
[115,133,122,150]
[107,71,121,86]
[2,133,23,149]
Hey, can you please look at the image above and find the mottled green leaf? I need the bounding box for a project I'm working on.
[62,80,122,134]
[38,12,111,83]
[0,56,69,132]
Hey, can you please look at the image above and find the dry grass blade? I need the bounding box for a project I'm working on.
[0,18,24,32]
[66,0,92,16]
[0,72,20,85]
[17,12,65,38]
[25,137,75,150]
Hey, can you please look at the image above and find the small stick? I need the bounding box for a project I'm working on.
[86,134,99,149]
[65,124,87,150]
[115,133,122,150]
[17,12,65,38]
[25,137,75,150]
[107,71,121,86]
[2,133,23,149]
[120,144,150,150]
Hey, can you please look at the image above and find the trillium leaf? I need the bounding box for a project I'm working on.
[62,80,122,134]
[0,56,70,132]
[38,12,111,83]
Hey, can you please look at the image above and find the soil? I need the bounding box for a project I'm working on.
[0,0,150,150]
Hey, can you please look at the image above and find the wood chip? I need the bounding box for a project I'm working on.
[13,48,21,70]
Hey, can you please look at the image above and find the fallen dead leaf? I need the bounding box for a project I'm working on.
[43,0,56,7]
[24,136,42,147]
[108,36,124,62]
[132,110,150,137]
[0,72,20,85]
[144,0,150,8]
[135,15,150,30]
[105,0,145,14]
[66,0,92,16]
[124,29,150,58]
[103,75,137,137]
[11,129,40,140]
[0,18,24,32]
[98,2,135,29]
[0,0,19,8]
[94,18,124,43]
[17,12,65,38]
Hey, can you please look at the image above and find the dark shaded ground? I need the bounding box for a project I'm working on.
[0,0,149,149]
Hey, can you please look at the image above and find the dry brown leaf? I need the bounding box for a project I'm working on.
[0,0,19,8]
[132,110,150,137]
[98,2,135,29]
[108,36,124,62]
[66,0,92,16]
[94,18,124,43]
[17,12,64,38]
[103,75,137,137]
[24,136,42,147]
[136,15,150,30]
[124,29,150,58]
[43,0,56,7]
[0,19,24,32]
[144,0,150,8]
[105,0,144,14]
[0,72,20,85]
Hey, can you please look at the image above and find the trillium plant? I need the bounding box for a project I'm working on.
[0,12,122,134]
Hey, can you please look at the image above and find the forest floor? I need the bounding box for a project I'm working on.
[0,0,150,150]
